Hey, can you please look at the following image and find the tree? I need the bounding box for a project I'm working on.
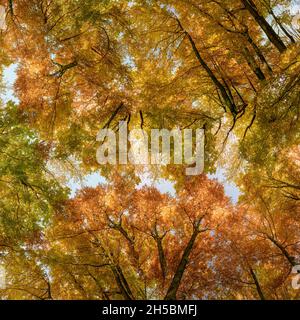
[0,174,230,300]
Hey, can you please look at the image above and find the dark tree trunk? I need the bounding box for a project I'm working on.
[241,0,287,53]
[268,236,297,267]
[270,10,296,44]
[250,267,266,300]
[164,219,205,300]
[243,47,266,81]
[245,32,273,73]
[185,31,238,116]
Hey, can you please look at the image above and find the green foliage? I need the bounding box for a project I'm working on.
[0,102,68,242]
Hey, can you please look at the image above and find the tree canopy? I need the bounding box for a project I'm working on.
[0,0,299,300]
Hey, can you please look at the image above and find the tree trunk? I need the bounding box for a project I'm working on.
[270,10,296,44]
[185,31,238,116]
[155,234,167,280]
[241,0,287,53]
[268,236,297,267]
[249,267,266,300]
[111,265,134,300]
[164,219,204,300]
[243,47,266,81]
[245,32,273,73]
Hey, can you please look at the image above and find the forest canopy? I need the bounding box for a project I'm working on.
[0,0,299,300]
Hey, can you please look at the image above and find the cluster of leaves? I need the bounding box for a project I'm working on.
[0,103,68,248]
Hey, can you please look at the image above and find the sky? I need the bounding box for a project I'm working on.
[1,64,18,103]
[1,64,241,204]
[66,169,240,203]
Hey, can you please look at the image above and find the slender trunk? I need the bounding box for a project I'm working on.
[8,0,14,15]
[164,220,203,300]
[151,226,168,280]
[52,61,78,77]
[268,236,297,267]
[111,265,134,300]
[245,32,273,73]
[100,243,135,300]
[113,223,134,246]
[245,72,257,92]
[185,31,237,116]
[270,10,296,44]
[243,47,266,81]
[103,102,124,129]
[110,218,141,267]
[249,268,266,300]
[241,0,287,53]
[155,235,167,280]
